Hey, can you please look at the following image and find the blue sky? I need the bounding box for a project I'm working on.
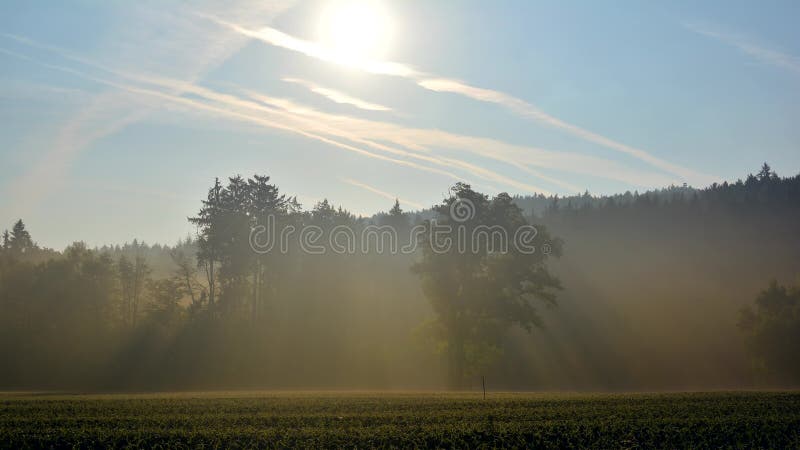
[1,0,798,249]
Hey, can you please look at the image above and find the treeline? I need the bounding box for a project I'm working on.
[0,200,425,390]
[513,163,800,389]
[0,164,798,390]
[514,163,800,217]
[0,175,559,390]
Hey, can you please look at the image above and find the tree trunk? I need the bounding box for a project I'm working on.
[448,313,466,390]
[251,262,259,322]
[207,259,215,307]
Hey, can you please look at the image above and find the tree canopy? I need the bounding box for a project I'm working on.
[413,183,562,388]
[739,280,800,386]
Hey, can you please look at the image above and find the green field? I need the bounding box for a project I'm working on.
[1,391,799,448]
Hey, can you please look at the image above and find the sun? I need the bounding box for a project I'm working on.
[318,0,393,64]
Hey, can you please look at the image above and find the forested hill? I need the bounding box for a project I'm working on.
[508,163,800,389]
[0,164,798,390]
[517,162,800,217]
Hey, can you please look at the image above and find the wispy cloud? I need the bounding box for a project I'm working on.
[417,78,715,186]
[341,178,424,210]
[3,35,559,194]
[0,47,150,211]
[2,1,291,212]
[283,77,391,111]
[684,21,800,76]
[3,31,686,199]
[0,79,91,104]
[0,45,476,189]
[238,88,678,190]
[196,13,419,77]
[200,14,715,186]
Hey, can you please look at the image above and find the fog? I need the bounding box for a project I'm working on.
[0,166,798,391]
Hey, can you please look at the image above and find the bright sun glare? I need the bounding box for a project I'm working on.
[319,0,393,63]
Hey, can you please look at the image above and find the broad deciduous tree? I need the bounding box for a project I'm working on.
[413,183,562,389]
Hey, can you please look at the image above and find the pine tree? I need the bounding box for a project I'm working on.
[189,178,223,308]
[389,198,402,217]
[9,220,34,254]
[757,162,775,182]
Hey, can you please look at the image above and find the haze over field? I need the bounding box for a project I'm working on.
[0,0,799,396]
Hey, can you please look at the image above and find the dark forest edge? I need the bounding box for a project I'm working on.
[0,163,798,390]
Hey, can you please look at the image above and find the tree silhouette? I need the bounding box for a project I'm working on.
[147,277,184,325]
[757,162,776,182]
[190,175,289,319]
[9,220,34,255]
[0,165,797,390]
[389,199,402,216]
[413,183,562,389]
[739,280,800,386]
[170,247,200,307]
[190,177,223,309]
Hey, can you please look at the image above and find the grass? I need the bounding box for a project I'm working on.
[1,391,799,448]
